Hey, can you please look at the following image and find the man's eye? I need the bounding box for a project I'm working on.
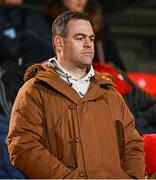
[76,37,83,40]
[90,38,95,42]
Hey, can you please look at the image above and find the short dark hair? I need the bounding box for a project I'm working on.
[51,10,91,50]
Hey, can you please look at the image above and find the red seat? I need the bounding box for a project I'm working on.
[93,63,131,95]
[142,134,156,176]
[128,72,156,98]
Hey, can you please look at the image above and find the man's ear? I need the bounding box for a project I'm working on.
[54,36,64,52]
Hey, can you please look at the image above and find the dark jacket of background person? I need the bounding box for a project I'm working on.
[0,118,26,179]
[0,5,53,118]
[93,63,156,135]
[7,63,145,179]
[0,5,52,65]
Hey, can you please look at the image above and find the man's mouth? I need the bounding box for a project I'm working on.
[82,52,93,56]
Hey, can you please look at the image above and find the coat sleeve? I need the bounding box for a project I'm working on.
[7,80,79,179]
[118,92,145,178]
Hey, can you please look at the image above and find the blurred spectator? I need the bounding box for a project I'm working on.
[44,0,126,71]
[0,0,53,118]
[0,1,53,178]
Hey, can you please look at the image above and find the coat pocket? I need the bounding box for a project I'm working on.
[114,120,126,170]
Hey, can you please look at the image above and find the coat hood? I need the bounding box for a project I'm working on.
[24,63,115,87]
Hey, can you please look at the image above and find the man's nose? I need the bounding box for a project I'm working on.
[83,37,92,48]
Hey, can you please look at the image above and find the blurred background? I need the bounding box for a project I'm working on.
[23,0,156,73]
[1,2,156,178]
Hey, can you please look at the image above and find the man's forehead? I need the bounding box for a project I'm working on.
[67,19,94,34]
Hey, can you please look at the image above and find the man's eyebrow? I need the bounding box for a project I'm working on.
[73,33,95,38]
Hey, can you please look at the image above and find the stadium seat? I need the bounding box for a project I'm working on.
[128,72,156,98]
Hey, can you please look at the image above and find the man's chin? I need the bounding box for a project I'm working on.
[83,57,93,65]
[82,61,92,67]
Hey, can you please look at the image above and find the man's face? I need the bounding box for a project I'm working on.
[61,19,95,68]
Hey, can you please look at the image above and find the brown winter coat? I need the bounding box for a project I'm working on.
[7,63,145,179]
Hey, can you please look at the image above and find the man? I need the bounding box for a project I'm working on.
[7,10,145,179]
